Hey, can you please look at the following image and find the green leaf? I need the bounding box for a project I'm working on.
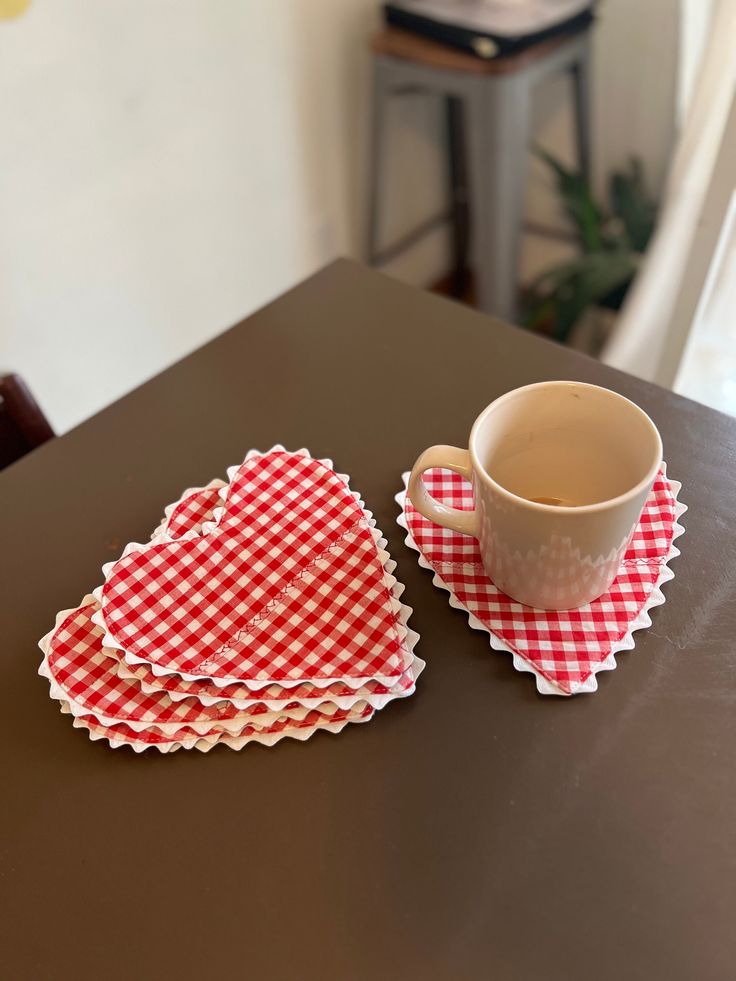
[525,255,600,295]
[534,145,603,251]
[526,151,657,342]
[609,157,657,251]
[524,251,638,342]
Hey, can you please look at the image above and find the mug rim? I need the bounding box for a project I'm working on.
[469,380,663,515]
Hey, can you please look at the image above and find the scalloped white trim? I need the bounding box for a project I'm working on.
[56,699,369,753]
[93,446,421,691]
[116,657,424,713]
[396,461,685,696]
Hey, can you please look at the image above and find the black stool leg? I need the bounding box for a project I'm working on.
[446,95,469,298]
[570,35,593,185]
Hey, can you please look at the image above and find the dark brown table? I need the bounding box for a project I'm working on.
[2,260,735,981]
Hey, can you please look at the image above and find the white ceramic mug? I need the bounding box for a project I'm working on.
[408,380,663,610]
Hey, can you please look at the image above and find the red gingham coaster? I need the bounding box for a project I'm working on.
[98,451,408,688]
[135,474,422,710]
[39,599,370,736]
[397,465,685,695]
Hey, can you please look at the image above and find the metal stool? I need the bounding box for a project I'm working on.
[366,25,593,323]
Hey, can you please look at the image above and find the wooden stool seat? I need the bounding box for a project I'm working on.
[371,25,586,76]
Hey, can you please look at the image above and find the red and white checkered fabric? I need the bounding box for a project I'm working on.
[403,468,678,695]
[134,476,418,709]
[72,703,371,752]
[163,480,225,539]
[43,601,372,735]
[40,448,420,750]
[101,452,406,687]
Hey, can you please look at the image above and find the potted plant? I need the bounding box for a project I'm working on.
[524,149,658,347]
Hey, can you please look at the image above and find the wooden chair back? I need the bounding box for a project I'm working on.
[0,373,55,470]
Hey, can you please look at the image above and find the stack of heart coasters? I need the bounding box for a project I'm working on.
[397,465,685,695]
[39,448,422,752]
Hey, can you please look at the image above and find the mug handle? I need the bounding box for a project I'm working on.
[407,445,479,537]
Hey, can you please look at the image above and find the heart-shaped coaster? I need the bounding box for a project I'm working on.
[397,465,685,695]
[132,476,422,710]
[39,598,371,736]
[98,450,408,688]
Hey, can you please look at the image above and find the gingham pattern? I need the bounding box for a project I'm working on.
[404,468,677,694]
[43,601,373,735]
[164,481,225,539]
[149,481,226,543]
[73,702,372,751]
[140,476,417,708]
[101,452,405,685]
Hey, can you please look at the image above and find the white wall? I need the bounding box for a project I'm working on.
[0,0,678,432]
[0,1,385,431]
